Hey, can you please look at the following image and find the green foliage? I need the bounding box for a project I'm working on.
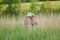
[2,4,20,18]
[0,1,60,16]
[40,3,45,12]
[21,9,31,15]
[0,5,3,16]
[0,0,60,4]
[40,3,51,15]
[31,2,40,14]
[40,3,60,15]
[2,0,21,4]
[21,0,31,3]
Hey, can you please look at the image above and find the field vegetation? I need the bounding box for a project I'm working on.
[0,14,60,40]
[0,1,60,40]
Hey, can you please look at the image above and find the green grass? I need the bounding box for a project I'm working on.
[0,15,60,40]
[0,23,60,40]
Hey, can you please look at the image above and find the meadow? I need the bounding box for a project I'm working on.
[0,14,60,40]
[0,1,60,40]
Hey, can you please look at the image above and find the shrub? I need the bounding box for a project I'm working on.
[2,4,20,20]
[30,2,40,14]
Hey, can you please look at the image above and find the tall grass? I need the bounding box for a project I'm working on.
[0,15,60,40]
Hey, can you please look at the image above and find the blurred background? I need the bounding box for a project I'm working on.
[0,0,60,18]
[0,0,60,40]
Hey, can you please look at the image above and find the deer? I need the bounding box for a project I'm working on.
[24,12,37,29]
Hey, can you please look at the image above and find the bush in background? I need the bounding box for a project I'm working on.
[2,4,20,19]
[30,2,40,14]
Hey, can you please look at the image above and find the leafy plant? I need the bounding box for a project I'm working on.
[2,4,20,19]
